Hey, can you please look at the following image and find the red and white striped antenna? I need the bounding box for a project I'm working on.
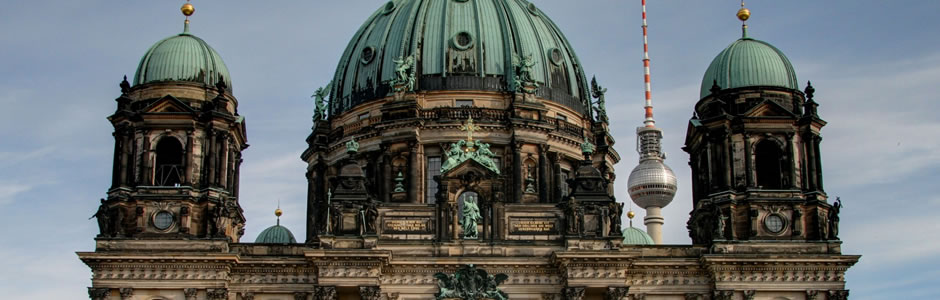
[641,0,655,127]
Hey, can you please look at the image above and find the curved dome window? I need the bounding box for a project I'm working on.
[383,1,396,15]
[361,46,376,65]
[764,214,786,234]
[548,48,565,66]
[452,31,474,50]
[527,3,539,15]
[153,211,174,230]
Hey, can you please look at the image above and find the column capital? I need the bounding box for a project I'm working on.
[87,287,109,300]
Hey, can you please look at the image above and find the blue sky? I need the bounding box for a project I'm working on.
[1,1,938,298]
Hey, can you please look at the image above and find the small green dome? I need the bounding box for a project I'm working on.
[133,28,232,89]
[700,36,798,99]
[622,226,654,245]
[254,224,296,244]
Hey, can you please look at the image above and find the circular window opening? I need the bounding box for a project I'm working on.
[383,1,396,15]
[548,48,564,65]
[360,46,376,65]
[764,214,785,233]
[153,211,174,230]
[452,31,474,50]
[527,3,539,15]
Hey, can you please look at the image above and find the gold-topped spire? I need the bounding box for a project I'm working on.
[181,1,194,33]
[275,200,282,225]
[737,1,750,38]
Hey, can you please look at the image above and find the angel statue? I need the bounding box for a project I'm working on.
[512,53,537,85]
[591,76,608,122]
[311,81,332,121]
[392,55,415,91]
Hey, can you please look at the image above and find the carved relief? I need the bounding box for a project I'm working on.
[206,288,228,300]
[119,287,134,300]
[88,287,109,300]
[359,286,382,300]
[314,286,337,300]
[563,287,585,300]
[184,288,198,300]
[605,287,630,300]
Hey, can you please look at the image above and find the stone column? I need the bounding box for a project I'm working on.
[219,134,230,188]
[551,152,563,202]
[87,287,109,300]
[512,141,523,203]
[408,142,420,203]
[141,130,152,185]
[804,133,817,191]
[359,286,382,300]
[786,133,797,189]
[605,287,629,300]
[185,130,195,185]
[814,136,824,190]
[539,144,550,203]
[111,131,121,188]
[207,129,218,186]
[563,287,585,300]
[743,133,753,188]
[119,288,134,300]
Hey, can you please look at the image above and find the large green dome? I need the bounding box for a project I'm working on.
[133,27,232,89]
[254,224,297,244]
[700,35,798,99]
[330,0,590,114]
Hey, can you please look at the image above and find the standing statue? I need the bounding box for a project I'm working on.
[565,197,579,234]
[392,55,416,92]
[460,194,482,239]
[512,53,538,94]
[441,140,466,173]
[364,201,379,234]
[90,199,111,237]
[608,202,624,235]
[829,197,842,239]
[714,206,727,240]
[591,76,608,122]
[311,81,332,121]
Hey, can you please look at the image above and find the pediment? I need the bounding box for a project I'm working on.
[443,158,499,178]
[142,95,195,114]
[743,100,796,118]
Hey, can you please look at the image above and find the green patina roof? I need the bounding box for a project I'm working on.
[700,35,798,99]
[622,226,654,245]
[254,224,297,244]
[134,26,232,89]
[330,0,590,114]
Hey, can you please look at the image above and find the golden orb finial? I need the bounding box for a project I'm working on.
[737,7,750,22]
[275,208,283,217]
[627,210,636,219]
[181,2,195,17]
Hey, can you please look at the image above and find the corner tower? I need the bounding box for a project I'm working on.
[684,6,837,245]
[96,2,248,243]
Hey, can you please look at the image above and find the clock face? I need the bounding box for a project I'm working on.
[153,211,174,230]
[764,214,785,233]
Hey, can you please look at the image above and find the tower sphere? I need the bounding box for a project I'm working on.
[627,157,677,209]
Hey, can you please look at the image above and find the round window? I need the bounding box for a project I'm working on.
[153,211,174,230]
[383,1,396,15]
[764,214,785,233]
[527,3,539,15]
[548,48,564,66]
[360,46,376,65]
[452,32,474,50]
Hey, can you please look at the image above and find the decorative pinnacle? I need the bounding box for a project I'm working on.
[737,1,750,38]
[181,1,194,33]
[275,200,282,225]
[460,116,481,143]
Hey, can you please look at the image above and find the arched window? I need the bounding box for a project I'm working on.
[755,140,783,189]
[154,137,184,186]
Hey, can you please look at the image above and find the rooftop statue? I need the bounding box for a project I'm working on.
[311,81,332,121]
[512,53,538,94]
[392,55,416,92]
[581,137,595,156]
[345,137,360,154]
[591,76,608,123]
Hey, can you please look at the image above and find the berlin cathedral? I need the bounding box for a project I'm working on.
[78,1,859,299]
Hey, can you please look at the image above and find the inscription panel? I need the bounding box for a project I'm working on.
[509,217,558,234]
[383,218,432,234]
